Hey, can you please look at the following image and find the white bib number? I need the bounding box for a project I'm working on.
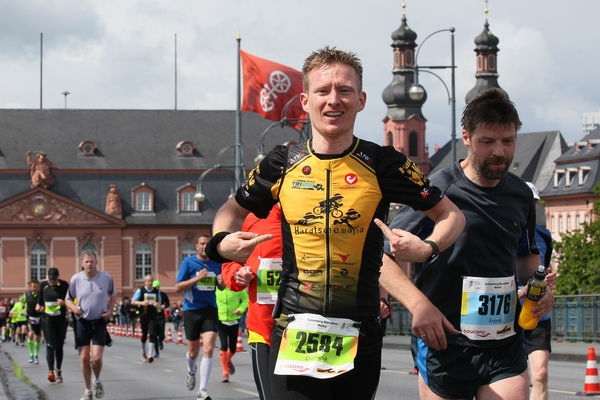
[274,313,359,379]
[460,276,517,341]
[256,258,282,305]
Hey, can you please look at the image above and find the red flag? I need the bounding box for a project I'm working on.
[240,50,307,129]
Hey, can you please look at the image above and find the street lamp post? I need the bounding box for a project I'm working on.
[62,91,70,109]
[194,145,245,203]
[408,28,457,162]
[254,94,311,165]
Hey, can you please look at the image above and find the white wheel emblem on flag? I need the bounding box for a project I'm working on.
[260,70,292,112]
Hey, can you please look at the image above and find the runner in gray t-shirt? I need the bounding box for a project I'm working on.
[66,250,116,400]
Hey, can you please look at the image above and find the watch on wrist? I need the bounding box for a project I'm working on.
[423,239,440,264]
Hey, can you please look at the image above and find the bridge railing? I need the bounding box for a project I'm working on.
[387,294,600,342]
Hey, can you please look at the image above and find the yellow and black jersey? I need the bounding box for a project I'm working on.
[236,136,443,319]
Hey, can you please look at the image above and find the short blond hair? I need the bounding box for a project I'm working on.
[302,46,363,93]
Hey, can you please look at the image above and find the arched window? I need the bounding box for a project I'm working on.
[405,50,413,66]
[559,215,563,232]
[408,132,418,157]
[82,242,97,255]
[30,243,47,281]
[181,242,196,261]
[387,132,393,147]
[488,55,496,71]
[135,243,152,280]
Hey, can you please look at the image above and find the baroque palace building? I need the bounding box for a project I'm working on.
[0,109,300,301]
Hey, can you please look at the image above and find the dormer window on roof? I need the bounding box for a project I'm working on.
[554,169,565,187]
[566,168,578,187]
[579,167,591,186]
[589,139,600,149]
[132,183,155,213]
[79,141,96,156]
[177,184,198,212]
[176,141,195,156]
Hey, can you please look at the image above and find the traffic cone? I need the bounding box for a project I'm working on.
[577,347,600,396]
[176,328,183,344]
[166,327,173,343]
[236,330,244,352]
[135,325,142,339]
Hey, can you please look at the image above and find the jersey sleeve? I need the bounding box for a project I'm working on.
[234,145,287,218]
[175,259,189,284]
[377,146,444,211]
[37,283,45,307]
[108,276,117,297]
[222,260,245,291]
[132,289,142,301]
[66,282,75,302]
[237,289,249,313]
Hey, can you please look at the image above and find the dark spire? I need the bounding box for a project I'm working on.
[382,3,426,121]
[465,5,507,104]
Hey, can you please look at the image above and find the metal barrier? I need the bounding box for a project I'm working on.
[551,294,600,342]
[386,302,413,336]
[387,295,600,342]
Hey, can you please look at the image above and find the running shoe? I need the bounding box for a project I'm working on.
[94,380,104,398]
[47,370,56,383]
[185,371,196,390]
[80,391,93,400]
[28,356,34,364]
[159,341,164,350]
[228,361,235,375]
[33,356,39,365]
[141,351,147,362]
[197,388,212,400]
[147,355,154,363]
[56,371,63,383]
[21,342,24,347]
[105,333,113,347]
[221,375,229,383]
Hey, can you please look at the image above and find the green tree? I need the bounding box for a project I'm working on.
[554,183,600,294]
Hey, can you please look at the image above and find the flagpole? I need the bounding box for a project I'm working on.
[174,33,177,110]
[40,32,43,109]
[234,29,244,189]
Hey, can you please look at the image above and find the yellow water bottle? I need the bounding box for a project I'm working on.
[518,265,547,330]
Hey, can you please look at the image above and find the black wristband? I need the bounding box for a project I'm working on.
[379,297,389,308]
[205,232,232,264]
[423,239,440,264]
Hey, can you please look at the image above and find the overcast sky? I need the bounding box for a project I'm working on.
[2,0,598,151]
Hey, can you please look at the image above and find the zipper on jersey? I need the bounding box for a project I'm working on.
[324,166,332,316]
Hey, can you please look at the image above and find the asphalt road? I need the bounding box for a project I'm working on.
[0,328,597,399]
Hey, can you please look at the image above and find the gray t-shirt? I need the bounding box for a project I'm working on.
[66,270,117,320]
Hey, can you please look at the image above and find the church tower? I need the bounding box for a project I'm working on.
[465,6,506,103]
[381,3,430,174]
